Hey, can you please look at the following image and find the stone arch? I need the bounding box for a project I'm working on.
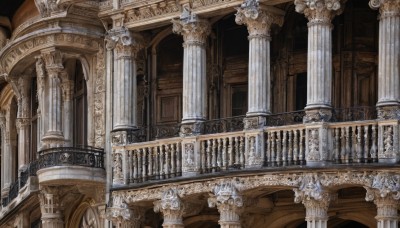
[67,200,100,228]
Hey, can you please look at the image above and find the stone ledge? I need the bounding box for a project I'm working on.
[37,166,106,185]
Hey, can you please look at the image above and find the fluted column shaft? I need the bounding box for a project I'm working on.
[61,80,74,146]
[113,38,138,130]
[375,196,399,228]
[370,0,400,109]
[304,199,329,228]
[173,17,210,124]
[16,119,30,170]
[217,204,241,228]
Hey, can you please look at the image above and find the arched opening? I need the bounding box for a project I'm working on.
[72,60,87,146]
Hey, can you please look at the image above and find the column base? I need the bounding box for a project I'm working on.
[377,105,400,120]
[42,133,64,148]
[180,122,204,137]
[111,128,144,145]
[243,115,267,130]
[303,108,332,123]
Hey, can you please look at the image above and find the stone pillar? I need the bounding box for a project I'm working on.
[36,56,46,150]
[294,174,333,228]
[41,49,65,147]
[365,173,400,228]
[172,9,211,136]
[38,187,64,228]
[236,0,284,129]
[294,0,344,122]
[208,182,243,228]
[0,112,8,194]
[154,188,185,228]
[61,79,74,146]
[16,77,31,171]
[370,0,400,119]
[106,195,144,228]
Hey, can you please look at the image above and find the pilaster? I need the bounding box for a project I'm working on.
[154,188,185,228]
[38,187,64,228]
[16,76,31,171]
[208,182,243,228]
[172,7,211,135]
[365,172,400,228]
[370,0,400,118]
[236,0,284,129]
[294,0,345,122]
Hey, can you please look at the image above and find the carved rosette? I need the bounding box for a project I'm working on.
[172,14,211,46]
[369,0,400,19]
[365,173,400,224]
[154,188,184,228]
[294,0,344,25]
[208,182,243,227]
[235,0,283,38]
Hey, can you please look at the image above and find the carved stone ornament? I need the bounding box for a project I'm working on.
[106,29,144,59]
[106,195,144,227]
[365,172,400,201]
[377,106,400,120]
[172,6,211,45]
[154,188,184,227]
[369,0,400,19]
[303,109,332,123]
[182,143,195,172]
[34,0,70,17]
[180,122,204,137]
[243,116,265,130]
[235,0,284,38]
[294,0,344,22]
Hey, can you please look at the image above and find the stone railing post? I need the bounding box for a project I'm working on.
[236,0,284,130]
[154,188,185,228]
[181,137,201,177]
[369,0,400,118]
[377,120,400,163]
[208,182,243,228]
[106,195,144,228]
[39,187,64,228]
[294,174,334,228]
[365,173,400,228]
[172,7,210,136]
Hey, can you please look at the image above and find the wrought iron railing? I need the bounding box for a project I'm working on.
[332,106,377,122]
[265,110,306,126]
[38,146,105,169]
[203,115,245,134]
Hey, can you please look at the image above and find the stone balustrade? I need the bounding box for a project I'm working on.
[112,119,400,188]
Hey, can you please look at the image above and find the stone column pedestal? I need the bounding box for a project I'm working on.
[172,10,210,136]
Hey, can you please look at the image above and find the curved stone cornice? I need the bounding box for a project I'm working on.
[294,0,345,25]
[0,31,101,75]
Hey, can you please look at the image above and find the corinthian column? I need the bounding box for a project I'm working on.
[294,175,334,228]
[365,173,400,228]
[16,77,31,171]
[61,78,74,146]
[154,189,185,228]
[208,183,243,228]
[39,187,63,228]
[369,0,400,119]
[172,10,211,136]
[106,195,144,228]
[295,0,344,122]
[41,49,65,147]
[236,0,284,129]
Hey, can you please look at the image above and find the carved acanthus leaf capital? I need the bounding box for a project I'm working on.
[235,0,284,37]
[41,49,64,73]
[294,0,345,24]
[106,195,144,226]
[369,0,400,18]
[154,188,185,226]
[172,7,211,45]
[365,172,400,202]
[208,182,243,211]
[107,29,144,58]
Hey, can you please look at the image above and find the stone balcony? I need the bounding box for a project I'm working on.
[111,106,400,189]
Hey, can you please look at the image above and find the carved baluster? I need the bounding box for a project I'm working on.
[160,145,165,179]
[271,131,276,165]
[155,146,159,180]
[293,130,299,164]
[235,136,240,166]
[356,126,362,163]
[133,149,138,183]
[176,142,182,176]
[266,132,271,164]
[282,130,287,166]
[207,139,212,172]
[212,139,218,172]
[165,144,171,178]
[148,147,153,179]
[340,127,346,162]
[222,137,228,170]
[217,138,223,170]
[239,136,245,166]
[351,126,357,163]
[299,129,304,163]
[142,148,147,181]
[276,131,282,165]
[228,137,234,167]
[288,130,293,164]
[201,141,206,173]
[170,144,176,177]
[334,128,340,162]
[345,126,350,163]
[137,149,142,182]
[371,124,378,162]
[364,125,369,163]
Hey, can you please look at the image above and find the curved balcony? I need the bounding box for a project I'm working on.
[37,146,106,185]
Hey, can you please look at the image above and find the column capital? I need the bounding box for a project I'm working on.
[41,49,64,72]
[294,0,345,25]
[154,188,184,227]
[16,118,30,130]
[60,79,74,102]
[106,29,144,59]
[172,6,211,45]
[235,0,284,38]
[369,0,400,18]
[106,195,144,228]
